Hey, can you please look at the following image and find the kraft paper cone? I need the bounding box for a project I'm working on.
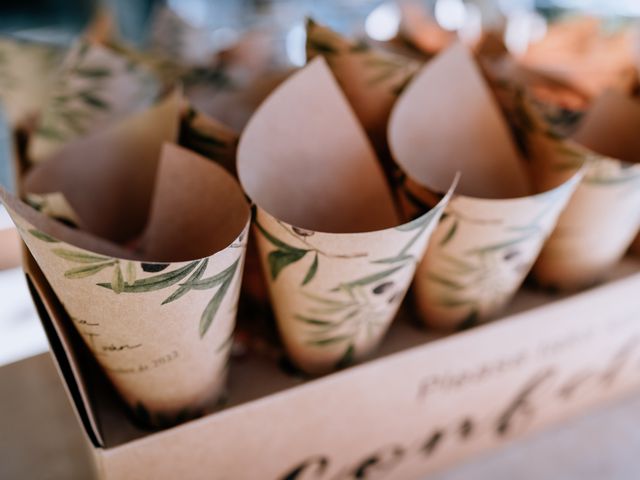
[238,57,453,374]
[3,152,249,426]
[530,90,640,289]
[389,43,582,330]
[179,106,238,176]
[397,1,456,56]
[0,37,62,127]
[522,17,638,97]
[306,19,420,153]
[29,40,163,164]
[24,89,181,243]
[4,99,250,426]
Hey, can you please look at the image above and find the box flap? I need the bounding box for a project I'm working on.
[24,253,106,447]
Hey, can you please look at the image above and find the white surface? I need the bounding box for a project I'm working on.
[0,267,48,365]
[0,205,13,230]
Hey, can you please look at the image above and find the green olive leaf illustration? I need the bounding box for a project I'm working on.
[457,309,480,331]
[29,229,59,243]
[301,252,319,286]
[185,258,238,291]
[198,259,240,338]
[294,314,333,326]
[255,218,310,280]
[439,219,458,246]
[426,272,466,290]
[307,335,350,346]
[98,261,199,292]
[333,264,404,292]
[161,258,209,305]
[74,67,111,78]
[335,344,355,369]
[111,263,124,294]
[125,261,136,285]
[268,249,308,280]
[64,261,116,279]
[79,91,109,110]
[52,248,112,264]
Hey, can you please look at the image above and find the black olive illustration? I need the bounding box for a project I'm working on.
[292,226,314,237]
[372,281,394,295]
[142,263,170,273]
[503,249,521,261]
[387,292,402,304]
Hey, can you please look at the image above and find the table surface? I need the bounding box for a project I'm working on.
[2,353,640,480]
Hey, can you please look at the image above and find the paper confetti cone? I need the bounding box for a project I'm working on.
[529,90,640,289]
[389,43,582,330]
[238,58,453,374]
[306,19,420,159]
[28,40,163,164]
[521,16,638,97]
[2,88,250,426]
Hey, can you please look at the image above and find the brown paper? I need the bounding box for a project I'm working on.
[306,19,420,154]
[29,40,163,164]
[397,1,456,56]
[389,43,582,329]
[238,57,453,374]
[522,17,638,97]
[24,89,181,243]
[2,97,250,424]
[529,90,640,289]
[179,106,238,176]
[390,43,531,199]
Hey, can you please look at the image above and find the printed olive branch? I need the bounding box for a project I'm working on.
[32,227,239,339]
[254,218,366,286]
[275,219,368,259]
[97,258,241,338]
[374,205,443,264]
[37,43,114,142]
[292,205,443,362]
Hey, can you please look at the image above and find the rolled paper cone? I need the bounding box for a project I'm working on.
[178,106,239,176]
[238,57,454,375]
[389,43,583,330]
[29,39,163,164]
[521,16,638,97]
[530,90,640,290]
[24,89,182,243]
[0,37,62,127]
[305,19,420,157]
[397,1,456,55]
[2,142,250,427]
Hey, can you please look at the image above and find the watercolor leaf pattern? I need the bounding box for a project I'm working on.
[34,41,159,149]
[254,218,321,285]
[256,205,443,365]
[423,195,565,329]
[31,230,239,338]
[305,18,418,97]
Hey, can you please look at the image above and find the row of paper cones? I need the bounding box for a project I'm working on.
[1,12,640,427]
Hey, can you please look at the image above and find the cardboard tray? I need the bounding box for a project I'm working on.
[24,250,640,480]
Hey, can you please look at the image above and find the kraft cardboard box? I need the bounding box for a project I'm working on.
[22,249,640,480]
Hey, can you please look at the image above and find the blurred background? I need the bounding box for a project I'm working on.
[0,0,638,366]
